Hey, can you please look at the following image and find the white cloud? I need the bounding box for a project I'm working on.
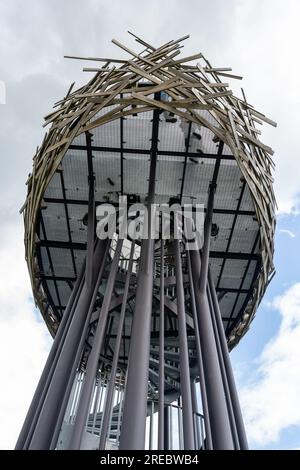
[220,0,300,214]
[0,216,51,449]
[240,283,300,446]
[279,229,296,238]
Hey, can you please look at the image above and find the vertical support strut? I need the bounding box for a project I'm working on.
[15,259,86,449]
[191,380,201,449]
[208,269,248,449]
[164,406,170,450]
[28,237,109,449]
[27,273,86,449]
[207,284,240,449]
[98,242,135,449]
[49,238,110,449]
[158,237,165,450]
[174,238,194,450]
[189,183,235,450]
[27,155,108,449]
[119,227,154,449]
[85,131,96,288]
[186,248,212,449]
[149,401,154,450]
[69,236,124,449]
[119,94,160,450]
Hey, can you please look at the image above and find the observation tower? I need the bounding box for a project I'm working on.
[16,33,276,450]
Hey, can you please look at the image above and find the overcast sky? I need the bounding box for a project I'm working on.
[0,0,300,450]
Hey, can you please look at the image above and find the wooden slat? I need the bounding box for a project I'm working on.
[23,32,276,348]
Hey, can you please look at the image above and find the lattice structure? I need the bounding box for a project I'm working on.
[17,33,278,452]
[22,32,276,348]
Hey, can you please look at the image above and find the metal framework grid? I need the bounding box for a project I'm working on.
[17,33,278,451]
[22,33,276,349]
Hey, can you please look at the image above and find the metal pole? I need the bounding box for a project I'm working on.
[96,377,105,434]
[177,397,183,450]
[119,100,159,448]
[149,401,154,450]
[169,404,173,450]
[69,237,124,449]
[208,269,248,449]
[190,253,234,449]
[22,273,85,448]
[116,385,123,446]
[199,184,214,295]
[65,370,80,424]
[174,238,194,450]
[158,238,165,450]
[99,375,107,437]
[164,406,170,450]
[119,235,154,449]
[189,183,234,450]
[28,238,109,449]
[207,284,240,449]
[70,372,83,424]
[91,375,102,434]
[86,130,95,288]
[116,372,125,445]
[191,380,201,449]
[73,372,84,424]
[186,247,212,449]
[15,259,85,449]
[107,381,115,445]
[199,413,205,449]
[98,242,135,449]
[49,239,110,449]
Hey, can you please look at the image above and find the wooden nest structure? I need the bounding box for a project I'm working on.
[21,32,276,350]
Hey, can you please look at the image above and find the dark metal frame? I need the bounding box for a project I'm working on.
[18,95,253,450]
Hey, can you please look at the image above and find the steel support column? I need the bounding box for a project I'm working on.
[174,238,194,449]
[119,96,160,450]
[186,248,212,449]
[15,259,86,449]
[98,242,135,449]
[49,239,110,449]
[158,238,165,450]
[24,272,86,449]
[208,269,248,449]
[119,234,154,449]
[28,238,109,449]
[69,237,124,449]
[191,380,201,449]
[149,401,154,450]
[164,406,170,450]
[189,183,234,449]
[207,284,239,449]
[85,131,96,288]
